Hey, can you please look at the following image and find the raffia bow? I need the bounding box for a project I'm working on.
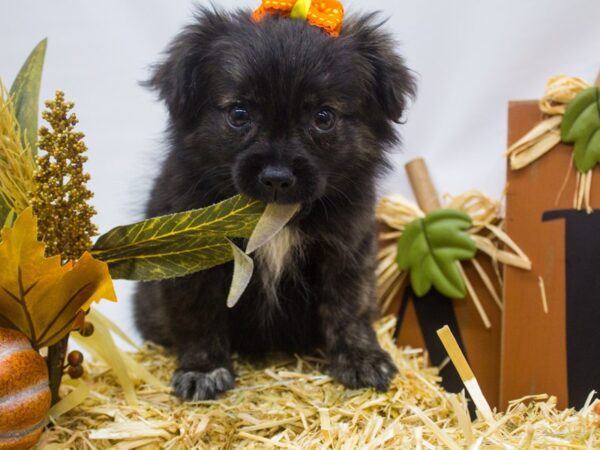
[252,0,344,37]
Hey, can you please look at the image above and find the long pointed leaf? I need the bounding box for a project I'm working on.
[226,240,254,308]
[88,308,139,350]
[72,320,138,405]
[48,380,90,420]
[9,38,47,155]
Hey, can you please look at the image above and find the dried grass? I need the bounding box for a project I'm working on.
[41,317,599,449]
[0,80,36,214]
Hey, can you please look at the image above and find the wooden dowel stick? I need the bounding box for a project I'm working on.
[405,158,441,213]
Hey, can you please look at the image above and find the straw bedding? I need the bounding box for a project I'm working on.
[41,317,599,449]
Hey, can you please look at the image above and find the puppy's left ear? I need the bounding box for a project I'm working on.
[341,14,417,122]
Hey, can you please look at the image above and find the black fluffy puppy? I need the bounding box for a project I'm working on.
[134,7,415,401]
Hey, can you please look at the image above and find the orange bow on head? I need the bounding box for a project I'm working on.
[252,0,344,37]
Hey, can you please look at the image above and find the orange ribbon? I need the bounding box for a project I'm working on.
[252,0,344,37]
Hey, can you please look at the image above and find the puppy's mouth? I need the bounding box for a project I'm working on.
[269,190,284,204]
[243,189,310,206]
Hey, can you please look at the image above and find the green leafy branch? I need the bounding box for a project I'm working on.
[91,198,299,307]
[92,195,265,280]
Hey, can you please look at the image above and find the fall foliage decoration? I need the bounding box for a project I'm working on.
[0,207,116,349]
[27,89,101,405]
[0,327,50,450]
[0,39,300,434]
[252,0,344,37]
[506,74,600,212]
[31,90,97,262]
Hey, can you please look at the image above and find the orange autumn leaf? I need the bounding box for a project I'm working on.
[0,207,116,349]
[252,0,344,37]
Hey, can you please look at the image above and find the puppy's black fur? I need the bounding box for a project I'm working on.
[134,7,416,401]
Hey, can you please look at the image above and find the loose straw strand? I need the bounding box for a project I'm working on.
[457,263,492,329]
[555,152,575,206]
[470,258,502,310]
[537,276,549,314]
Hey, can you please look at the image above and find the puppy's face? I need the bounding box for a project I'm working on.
[149,9,415,205]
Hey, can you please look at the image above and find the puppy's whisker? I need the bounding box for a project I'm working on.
[321,193,344,214]
[197,164,233,179]
[198,178,236,203]
[326,184,353,205]
[176,165,232,202]
[317,197,331,224]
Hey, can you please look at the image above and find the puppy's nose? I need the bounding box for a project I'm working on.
[259,166,296,191]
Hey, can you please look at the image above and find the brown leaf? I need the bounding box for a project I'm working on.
[0,208,116,349]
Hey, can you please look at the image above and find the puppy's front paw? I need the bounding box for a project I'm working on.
[171,367,235,401]
[329,349,398,392]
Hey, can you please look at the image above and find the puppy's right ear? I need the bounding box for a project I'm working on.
[340,13,417,124]
[144,8,230,126]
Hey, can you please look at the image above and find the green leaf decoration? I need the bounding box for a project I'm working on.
[226,240,254,308]
[9,38,47,156]
[396,208,476,299]
[92,195,265,281]
[561,87,600,172]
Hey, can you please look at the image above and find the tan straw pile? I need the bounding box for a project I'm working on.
[41,316,599,449]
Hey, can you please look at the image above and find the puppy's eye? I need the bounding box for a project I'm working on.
[227,105,251,128]
[313,109,336,132]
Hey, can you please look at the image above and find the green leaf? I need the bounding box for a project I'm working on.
[396,209,476,299]
[226,240,254,308]
[92,195,265,280]
[561,87,600,172]
[9,39,47,156]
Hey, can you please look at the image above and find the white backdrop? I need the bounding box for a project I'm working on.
[1,0,599,341]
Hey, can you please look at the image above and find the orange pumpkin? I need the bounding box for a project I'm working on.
[0,328,50,450]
